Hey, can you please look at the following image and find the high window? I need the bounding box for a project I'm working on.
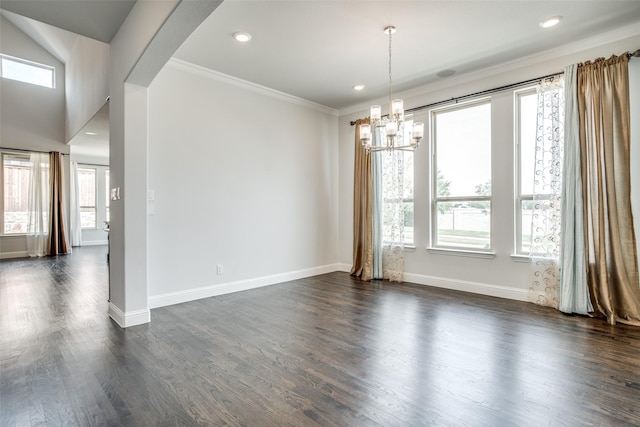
[78,167,97,228]
[1,54,55,88]
[1,153,31,234]
[431,100,492,250]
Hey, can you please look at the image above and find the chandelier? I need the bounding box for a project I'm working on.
[360,26,424,152]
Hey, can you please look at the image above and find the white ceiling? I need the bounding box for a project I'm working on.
[175,0,640,111]
[0,0,135,44]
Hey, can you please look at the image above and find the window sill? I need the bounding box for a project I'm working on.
[0,233,27,238]
[510,254,530,263]
[382,244,416,252]
[426,247,496,259]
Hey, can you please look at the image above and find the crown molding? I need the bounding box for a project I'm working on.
[167,58,338,116]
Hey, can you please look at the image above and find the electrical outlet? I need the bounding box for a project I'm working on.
[217,264,223,275]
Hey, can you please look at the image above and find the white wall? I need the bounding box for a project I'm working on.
[65,36,109,142]
[338,33,640,300]
[107,0,180,326]
[146,60,339,306]
[0,15,69,259]
[0,16,66,152]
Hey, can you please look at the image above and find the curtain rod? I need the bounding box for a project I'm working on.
[76,162,109,167]
[350,49,639,126]
[350,71,562,126]
[0,147,70,155]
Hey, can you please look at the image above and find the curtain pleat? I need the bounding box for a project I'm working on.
[559,64,592,314]
[350,119,373,280]
[577,54,640,325]
[48,152,69,255]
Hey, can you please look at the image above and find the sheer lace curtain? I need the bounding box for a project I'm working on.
[27,152,50,257]
[381,148,405,282]
[527,76,565,308]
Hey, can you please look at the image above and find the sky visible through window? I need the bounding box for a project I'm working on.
[519,92,537,195]
[436,103,491,196]
[1,55,54,88]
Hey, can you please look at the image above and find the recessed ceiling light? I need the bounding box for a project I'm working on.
[353,84,365,91]
[540,16,562,28]
[233,32,252,42]
[85,131,97,136]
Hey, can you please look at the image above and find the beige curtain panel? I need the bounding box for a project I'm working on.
[48,152,69,255]
[577,54,640,325]
[350,119,373,281]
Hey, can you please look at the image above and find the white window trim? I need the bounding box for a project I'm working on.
[78,166,98,229]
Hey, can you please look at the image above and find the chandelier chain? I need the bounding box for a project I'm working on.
[388,28,393,109]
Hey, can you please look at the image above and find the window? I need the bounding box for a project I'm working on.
[431,100,492,250]
[1,54,55,88]
[78,168,97,228]
[2,153,31,234]
[516,90,538,254]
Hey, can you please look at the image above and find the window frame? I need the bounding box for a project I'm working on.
[1,151,32,236]
[77,166,98,229]
[429,98,493,253]
[0,54,55,89]
[514,87,545,256]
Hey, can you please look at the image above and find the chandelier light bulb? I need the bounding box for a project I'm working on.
[392,99,404,116]
[413,122,424,140]
[360,123,371,142]
[385,122,397,137]
[370,105,382,121]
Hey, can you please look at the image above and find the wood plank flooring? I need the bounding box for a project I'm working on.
[2,246,640,426]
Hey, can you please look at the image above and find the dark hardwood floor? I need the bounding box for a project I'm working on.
[2,247,640,426]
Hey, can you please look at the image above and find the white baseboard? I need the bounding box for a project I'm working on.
[149,263,341,309]
[81,240,108,246]
[0,251,28,260]
[336,263,352,272]
[403,272,528,302]
[108,302,150,328]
